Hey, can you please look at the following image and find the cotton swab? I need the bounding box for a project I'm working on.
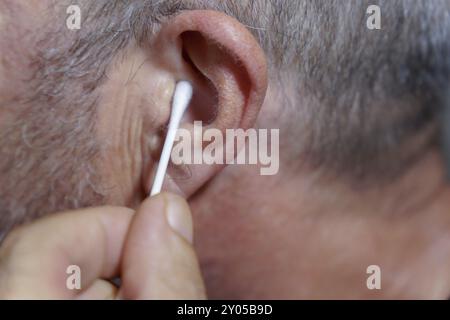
[150,81,193,196]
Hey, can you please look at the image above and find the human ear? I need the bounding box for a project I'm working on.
[143,10,268,197]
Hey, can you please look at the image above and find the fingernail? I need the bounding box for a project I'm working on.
[164,193,193,244]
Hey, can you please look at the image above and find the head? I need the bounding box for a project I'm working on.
[2,0,450,298]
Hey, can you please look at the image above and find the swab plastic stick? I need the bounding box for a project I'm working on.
[150,81,193,196]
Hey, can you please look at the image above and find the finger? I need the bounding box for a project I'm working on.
[119,193,206,299]
[0,206,134,299]
[76,279,118,300]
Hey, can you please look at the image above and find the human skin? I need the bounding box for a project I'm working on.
[2,1,450,300]
[0,193,206,299]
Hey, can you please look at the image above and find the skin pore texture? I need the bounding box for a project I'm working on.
[2,0,450,299]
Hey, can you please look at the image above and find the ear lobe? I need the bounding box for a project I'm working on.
[147,10,268,197]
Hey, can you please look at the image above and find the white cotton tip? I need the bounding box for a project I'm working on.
[150,81,193,196]
[172,81,193,118]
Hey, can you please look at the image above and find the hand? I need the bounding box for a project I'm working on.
[0,193,206,299]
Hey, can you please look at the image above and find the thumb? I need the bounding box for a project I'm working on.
[118,193,206,299]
